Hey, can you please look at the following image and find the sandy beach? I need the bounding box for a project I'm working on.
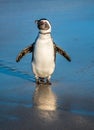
[0,0,94,130]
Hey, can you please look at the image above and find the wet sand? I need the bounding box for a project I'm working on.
[0,0,94,130]
[0,74,94,130]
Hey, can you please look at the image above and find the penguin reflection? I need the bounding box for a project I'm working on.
[33,84,57,111]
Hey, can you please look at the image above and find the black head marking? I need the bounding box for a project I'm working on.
[39,18,48,21]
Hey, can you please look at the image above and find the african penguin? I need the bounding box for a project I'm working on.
[16,18,71,85]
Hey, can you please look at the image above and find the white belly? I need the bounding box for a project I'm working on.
[32,37,55,78]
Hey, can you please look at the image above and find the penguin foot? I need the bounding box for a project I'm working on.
[35,77,52,85]
[36,78,45,85]
[46,79,52,85]
[46,82,52,85]
[40,78,45,83]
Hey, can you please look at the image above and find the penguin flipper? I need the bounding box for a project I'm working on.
[54,43,71,62]
[16,43,34,62]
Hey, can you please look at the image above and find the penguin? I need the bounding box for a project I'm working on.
[16,18,71,85]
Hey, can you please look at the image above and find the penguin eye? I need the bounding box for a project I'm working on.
[39,21,46,25]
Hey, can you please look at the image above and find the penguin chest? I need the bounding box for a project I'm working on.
[32,38,55,77]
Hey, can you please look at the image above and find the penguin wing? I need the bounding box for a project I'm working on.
[16,43,34,62]
[54,43,71,62]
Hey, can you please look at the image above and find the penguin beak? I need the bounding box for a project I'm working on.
[35,20,39,24]
[35,20,45,25]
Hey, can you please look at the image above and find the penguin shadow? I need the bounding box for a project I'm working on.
[0,59,34,82]
[33,83,57,111]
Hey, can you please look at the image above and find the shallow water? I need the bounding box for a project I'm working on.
[0,0,94,130]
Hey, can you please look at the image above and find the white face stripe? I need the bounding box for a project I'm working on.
[41,20,51,28]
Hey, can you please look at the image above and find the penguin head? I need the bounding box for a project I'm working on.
[35,18,51,34]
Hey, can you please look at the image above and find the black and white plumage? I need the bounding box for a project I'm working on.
[16,18,71,84]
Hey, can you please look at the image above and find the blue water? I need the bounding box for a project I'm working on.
[0,0,94,130]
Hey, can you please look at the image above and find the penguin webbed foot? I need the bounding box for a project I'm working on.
[36,78,52,85]
[36,78,45,85]
[46,79,52,85]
